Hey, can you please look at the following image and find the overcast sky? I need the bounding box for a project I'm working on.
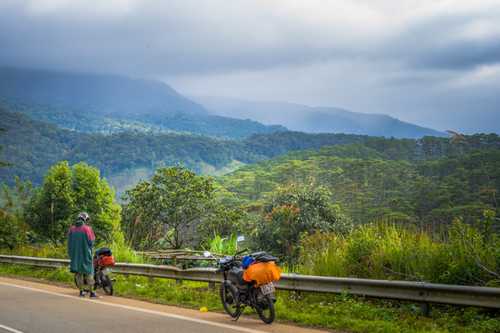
[1,0,499,133]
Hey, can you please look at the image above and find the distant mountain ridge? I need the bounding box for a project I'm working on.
[194,96,446,139]
[0,67,207,117]
[0,67,285,138]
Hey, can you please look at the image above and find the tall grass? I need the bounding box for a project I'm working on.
[0,244,68,258]
[205,234,238,255]
[0,240,145,264]
[299,220,500,286]
[109,240,144,263]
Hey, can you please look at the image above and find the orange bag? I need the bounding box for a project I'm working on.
[98,255,115,267]
[243,261,281,286]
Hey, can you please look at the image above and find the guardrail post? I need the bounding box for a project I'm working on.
[420,302,431,316]
[208,281,216,290]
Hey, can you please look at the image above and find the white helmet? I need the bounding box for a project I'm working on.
[77,212,90,223]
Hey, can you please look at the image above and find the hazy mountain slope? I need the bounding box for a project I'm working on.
[195,96,446,138]
[0,67,207,117]
[0,67,286,138]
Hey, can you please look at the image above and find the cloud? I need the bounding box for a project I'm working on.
[0,0,499,133]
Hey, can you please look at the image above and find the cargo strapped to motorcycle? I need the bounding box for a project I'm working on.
[243,261,281,286]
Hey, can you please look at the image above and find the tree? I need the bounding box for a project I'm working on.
[71,162,121,242]
[25,161,121,244]
[0,211,25,250]
[0,178,32,249]
[254,184,352,265]
[26,161,74,244]
[0,128,9,168]
[197,203,244,243]
[123,167,216,249]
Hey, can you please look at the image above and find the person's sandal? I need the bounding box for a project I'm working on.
[79,290,86,297]
[89,291,100,298]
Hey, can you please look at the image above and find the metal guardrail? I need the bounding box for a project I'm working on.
[1,255,499,309]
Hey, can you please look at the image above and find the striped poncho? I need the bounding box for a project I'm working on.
[67,220,95,274]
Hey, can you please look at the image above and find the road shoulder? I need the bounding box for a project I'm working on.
[0,276,332,333]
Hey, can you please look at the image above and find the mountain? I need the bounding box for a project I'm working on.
[0,67,285,138]
[194,96,446,139]
[1,106,497,197]
[0,67,207,117]
[0,108,368,195]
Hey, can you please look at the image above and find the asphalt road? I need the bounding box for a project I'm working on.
[0,277,329,333]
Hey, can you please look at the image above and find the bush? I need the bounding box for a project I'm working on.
[0,212,27,250]
[254,184,352,266]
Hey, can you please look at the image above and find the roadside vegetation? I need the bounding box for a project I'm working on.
[1,264,498,333]
[299,221,500,287]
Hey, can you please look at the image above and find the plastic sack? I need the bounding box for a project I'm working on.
[242,261,281,286]
[97,255,116,267]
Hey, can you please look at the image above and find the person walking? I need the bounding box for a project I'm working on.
[68,212,98,298]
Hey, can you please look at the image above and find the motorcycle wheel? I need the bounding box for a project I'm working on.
[219,281,241,318]
[255,294,275,324]
[101,272,114,295]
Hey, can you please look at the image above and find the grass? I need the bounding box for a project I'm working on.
[299,221,500,287]
[0,241,146,263]
[1,263,498,333]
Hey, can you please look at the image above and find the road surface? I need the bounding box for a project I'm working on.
[0,277,330,333]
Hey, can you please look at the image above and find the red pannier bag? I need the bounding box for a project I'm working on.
[243,261,281,286]
[98,255,116,267]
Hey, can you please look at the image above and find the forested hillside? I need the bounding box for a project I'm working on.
[0,108,376,194]
[0,108,258,193]
[3,105,500,201]
[220,139,500,231]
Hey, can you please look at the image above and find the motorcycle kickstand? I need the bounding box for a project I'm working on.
[232,306,244,321]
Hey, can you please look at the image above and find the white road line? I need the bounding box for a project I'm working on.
[0,324,24,333]
[0,281,266,333]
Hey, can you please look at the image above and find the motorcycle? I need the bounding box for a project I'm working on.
[217,250,280,324]
[74,247,115,295]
